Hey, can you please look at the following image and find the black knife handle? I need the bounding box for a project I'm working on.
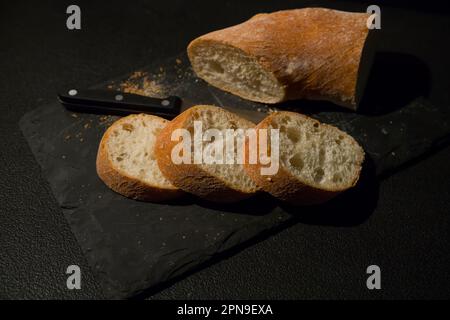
[58,88,181,118]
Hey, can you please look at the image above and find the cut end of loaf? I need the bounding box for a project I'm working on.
[271,112,364,192]
[188,8,372,109]
[188,41,285,104]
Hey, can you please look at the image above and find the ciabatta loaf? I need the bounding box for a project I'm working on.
[188,8,371,109]
[155,105,259,203]
[96,114,182,202]
[244,112,365,205]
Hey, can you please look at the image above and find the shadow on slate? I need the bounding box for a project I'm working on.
[19,52,450,299]
[358,52,432,116]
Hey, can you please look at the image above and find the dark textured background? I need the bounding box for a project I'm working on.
[1,0,449,299]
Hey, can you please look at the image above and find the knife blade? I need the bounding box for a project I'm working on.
[58,88,268,122]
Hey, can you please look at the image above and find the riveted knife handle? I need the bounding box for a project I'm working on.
[58,88,182,118]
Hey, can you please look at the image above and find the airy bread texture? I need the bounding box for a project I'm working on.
[188,8,371,109]
[244,112,365,205]
[155,105,259,203]
[96,114,182,202]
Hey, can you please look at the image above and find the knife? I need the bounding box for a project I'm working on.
[58,88,268,122]
[58,88,184,119]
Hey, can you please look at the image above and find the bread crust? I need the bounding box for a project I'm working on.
[188,8,371,109]
[243,112,364,205]
[155,105,258,203]
[96,115,183,202]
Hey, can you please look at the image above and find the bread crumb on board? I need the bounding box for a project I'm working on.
[98,115,116,127]
[118,71,167,98]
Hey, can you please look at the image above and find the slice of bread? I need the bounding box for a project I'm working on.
[244,112,365,205]
[155,105,259,203]
[96,114,182,202]
[188,8,371,109]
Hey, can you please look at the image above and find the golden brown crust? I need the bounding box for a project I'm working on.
[155,105,257,203]
[243,112,364,205]
[188,8,371,109]
[96,115,183,202]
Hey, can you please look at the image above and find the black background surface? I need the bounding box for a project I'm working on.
[1,0,450,299]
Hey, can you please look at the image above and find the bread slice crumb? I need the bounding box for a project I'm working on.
[96,114,182,202]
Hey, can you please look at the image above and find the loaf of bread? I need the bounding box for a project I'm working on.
[188,8,371,109]
[243,111,365,205]
[96,114,182,202]
[155,105,259,203]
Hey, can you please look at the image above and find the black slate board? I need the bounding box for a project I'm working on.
[19,53,450,298]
